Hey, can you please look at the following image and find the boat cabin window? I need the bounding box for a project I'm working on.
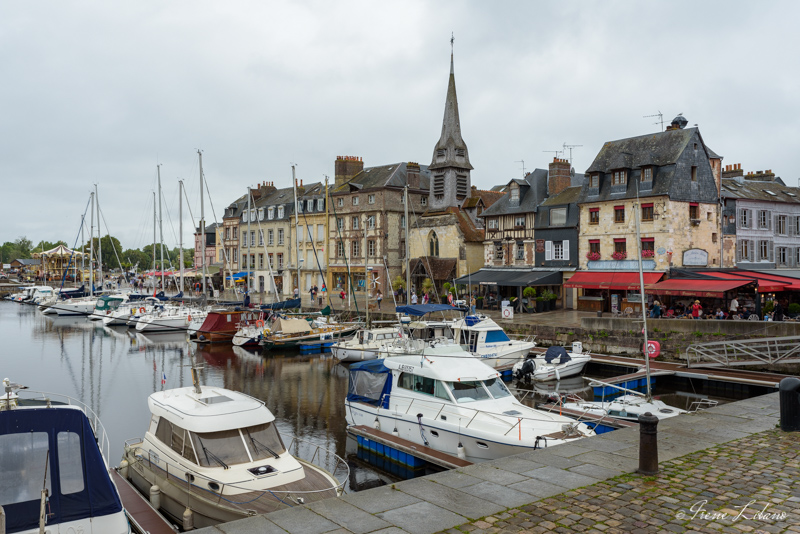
[447,380,491,403]
[155,418,198,463]
[482,377,512,399]
[0,432,53,505]
[57,431,85,494]
[398,372,451,401]
[484,330,511,343]
[242,422,286,460]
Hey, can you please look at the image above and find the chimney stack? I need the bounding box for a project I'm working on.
[335,156,364,187]
[548,157,571,196]
[406,162,420,189]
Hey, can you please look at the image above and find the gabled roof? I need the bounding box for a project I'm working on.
[479,169,549,217]
[586,127,705,173]
[332,162,430,193]
[408,256,458,280]
[415,207,484,242]
[541,185,583,206]
[461,189,504,209]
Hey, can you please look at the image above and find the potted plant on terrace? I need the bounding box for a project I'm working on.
[535,294,545,313]
[611,251,628,260]
[547,290,558,311]
[523,287,536,313]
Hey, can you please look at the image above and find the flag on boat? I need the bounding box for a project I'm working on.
[161,373,166,386]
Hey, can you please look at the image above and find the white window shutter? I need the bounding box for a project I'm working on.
[563,241,570,261]
[748,240,755,262]
[769,242,774,262]
[545,241,553,261]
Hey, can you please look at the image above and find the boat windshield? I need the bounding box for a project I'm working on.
[242,422,286,460]
[447,381,491,403]
[191,428,251,467]
[483,377,512,399]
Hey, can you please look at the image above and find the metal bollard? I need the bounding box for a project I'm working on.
[637,412,659,475]
[779,377,800,432]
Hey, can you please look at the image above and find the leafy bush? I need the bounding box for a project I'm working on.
[523,287,536,299]
[763,301,775,314]
[788,303,800,314]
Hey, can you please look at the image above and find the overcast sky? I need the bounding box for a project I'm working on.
[2,1,799,253]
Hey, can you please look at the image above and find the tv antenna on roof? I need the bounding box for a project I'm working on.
[515,159,526,177]
[644,111,664,131]
[542,150,563,160]
[562,143,582,165]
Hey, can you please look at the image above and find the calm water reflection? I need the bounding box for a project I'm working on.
[1,300,388,492]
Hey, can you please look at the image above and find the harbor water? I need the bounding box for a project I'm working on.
[1,300,754,492]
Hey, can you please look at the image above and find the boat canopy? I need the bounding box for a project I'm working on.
[544,346,571,364]
[395,304,461,316]
[272,317,312,334]
[383,349,501,382]
[347,360,392,408]
[0,407,123,533]
[261,298,301,310]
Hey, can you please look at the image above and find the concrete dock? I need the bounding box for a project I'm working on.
[193,392,795,534]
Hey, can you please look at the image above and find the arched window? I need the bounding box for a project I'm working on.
[428,231,440,257]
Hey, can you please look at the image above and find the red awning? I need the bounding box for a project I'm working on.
[564,271,663,290]
[646,278,750,297]
[703,271,788,292]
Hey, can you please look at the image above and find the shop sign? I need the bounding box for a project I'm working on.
[683,249,708,266]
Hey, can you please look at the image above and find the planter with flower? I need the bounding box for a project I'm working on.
[641,249,655,258]
[586,251,601,261]
[611,251,627,261]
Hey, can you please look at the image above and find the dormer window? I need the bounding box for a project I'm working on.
[510,184,519,203]
[277,206,284,218]
[242,210,249,223]
[258,208,264,221]
[307,199,314,211]
[268,207,274,220]
[589,174,599,188]
[316,199,324,211]
[297,202,303,214]
[250,209,256,221]
[642,167,653,182]
[612,170,627,186]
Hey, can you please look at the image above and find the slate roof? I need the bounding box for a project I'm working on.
[721,178,800,204]
[586,127,706,173]
[332,163,431,193]
[13,258,41,266]
[479,169,549,217]
[541,185,583,206]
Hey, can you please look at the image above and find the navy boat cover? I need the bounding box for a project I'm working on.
[394,304,460,316]
[544,346,571,364]
[260,298,301,310]
[0,407,123,533]
[346,359,393,408]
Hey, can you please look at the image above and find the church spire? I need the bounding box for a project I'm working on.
[430,36,472,172]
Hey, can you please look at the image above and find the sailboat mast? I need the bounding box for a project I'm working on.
[634,182,652,400]
[364,214,369,325]
[89,192,94,297]
[291,165,301,312]
[179,179,184,294]
[96,185,102,288]
[152,192,157,280]
[157,164,165,291]
[404,185,410,298]
[247,186,251,299]
[324,175,330,307]
[199,150,206,297]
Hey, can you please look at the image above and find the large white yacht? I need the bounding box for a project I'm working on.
[344,346,595,463]
[121,374,348,529]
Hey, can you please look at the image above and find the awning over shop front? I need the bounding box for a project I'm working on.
[225,271,253,281]
[646,278,751,297]
[703,271,789,292]
[453,269,563,287]
[563,271,663,290]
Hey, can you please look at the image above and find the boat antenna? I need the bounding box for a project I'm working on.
[634,179,652,401]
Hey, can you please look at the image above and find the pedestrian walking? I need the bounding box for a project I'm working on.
[411,291,418,305]
[376,290,383,310]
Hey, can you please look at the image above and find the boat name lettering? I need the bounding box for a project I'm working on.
[398,364,416,373]
[482,353,497,359]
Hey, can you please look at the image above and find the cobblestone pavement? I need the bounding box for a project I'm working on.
[444,429,799,534]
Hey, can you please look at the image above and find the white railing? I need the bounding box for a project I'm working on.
[685,335,800,368]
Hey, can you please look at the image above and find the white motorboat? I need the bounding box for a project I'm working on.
[232,312,269,347]
[121,374,348,529]
[0,378,129,534]
[135,305,201,333]
[331,326,402,362]
[49,295,99,316]
[345,345,595,463]
[560,394,688,422]
[186,308,210,337]
[513,344,592,382]
[121,297,166,327]
[450,314,536,368]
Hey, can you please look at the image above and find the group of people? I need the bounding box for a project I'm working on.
[646,296,790,321]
